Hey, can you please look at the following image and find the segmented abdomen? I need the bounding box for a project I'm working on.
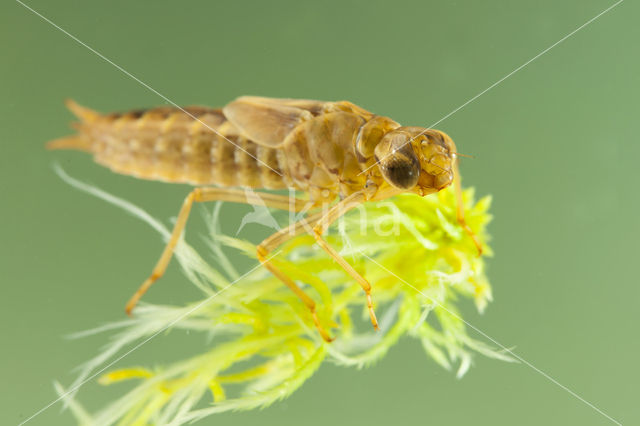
[70,104,287,189]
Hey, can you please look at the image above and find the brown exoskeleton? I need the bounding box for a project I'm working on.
[48,96,481,342]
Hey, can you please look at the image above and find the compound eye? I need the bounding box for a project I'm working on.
[374,135,420,189]
[378,155,420,189]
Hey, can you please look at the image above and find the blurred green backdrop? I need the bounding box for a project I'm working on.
[1,0,638,425]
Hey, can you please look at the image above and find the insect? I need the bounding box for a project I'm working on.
[48,96,481,342]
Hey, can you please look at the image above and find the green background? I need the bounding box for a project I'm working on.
[1,0,638,425]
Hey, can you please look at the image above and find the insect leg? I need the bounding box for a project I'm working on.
[452,158,483,255]
[125,188,311,315]
[255,212,336,342]
[311,191,380,331]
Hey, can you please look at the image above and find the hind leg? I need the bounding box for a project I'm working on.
[125,188,311,314]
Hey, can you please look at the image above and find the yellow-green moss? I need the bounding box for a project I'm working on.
[55,168,511,425]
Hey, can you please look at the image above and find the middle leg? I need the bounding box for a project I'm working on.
[311,190,380,331]
[255,212,335,341]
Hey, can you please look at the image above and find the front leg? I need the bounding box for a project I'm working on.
[452,158,483,255]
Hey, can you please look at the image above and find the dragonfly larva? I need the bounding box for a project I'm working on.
[48,96,481,341]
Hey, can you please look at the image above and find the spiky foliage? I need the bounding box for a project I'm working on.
[54,167,511,425]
